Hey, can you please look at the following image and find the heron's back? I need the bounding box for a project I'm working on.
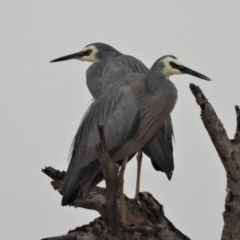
[86,55,149,98]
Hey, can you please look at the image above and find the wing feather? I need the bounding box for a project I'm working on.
[63,74,145,202]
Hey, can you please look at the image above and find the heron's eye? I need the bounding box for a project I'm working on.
[169,61,183,70]
[169,61,177,68]
[85,49,92,55]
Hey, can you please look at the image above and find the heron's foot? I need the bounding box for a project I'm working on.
[130,196,142,208]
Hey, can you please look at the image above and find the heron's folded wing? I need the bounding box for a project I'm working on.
[142,115,174,179]
[63,75,144,196]
[62,76,143,203]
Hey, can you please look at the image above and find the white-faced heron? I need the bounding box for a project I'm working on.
[54,54,210,221]
[51,43,175,205]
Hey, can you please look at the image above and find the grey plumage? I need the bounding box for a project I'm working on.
[51,43,175,183]
[63,70,177,205]
[142,115,173,179]
[87,54,149,97]
[51,51,210,205]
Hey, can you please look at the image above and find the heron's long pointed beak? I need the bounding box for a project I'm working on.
[180,66,211,81]
[50,52,85,63]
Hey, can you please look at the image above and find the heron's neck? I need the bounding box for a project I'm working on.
[146,70,168,92]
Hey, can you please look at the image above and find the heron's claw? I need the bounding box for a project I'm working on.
[130,197,142,208]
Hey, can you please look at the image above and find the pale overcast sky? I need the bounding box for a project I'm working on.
[1,1,240,239]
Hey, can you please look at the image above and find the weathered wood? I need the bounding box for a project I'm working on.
[95,125,120,234]
[190,83,240,240]
[233,105,240,143]
[43,166,190,239]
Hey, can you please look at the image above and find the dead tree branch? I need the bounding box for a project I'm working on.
[234,106,240,144]
[190,83,240,240]
[42,166,190,240]
[95,125,120,233]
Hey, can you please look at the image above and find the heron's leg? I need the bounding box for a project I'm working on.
[133,151,143,200]
[118,157,128,223]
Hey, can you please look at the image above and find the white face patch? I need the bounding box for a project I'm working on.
[161,57,184,76]
[79,45,98,63]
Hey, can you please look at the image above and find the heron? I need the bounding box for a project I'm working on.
[57,54,210,222]
[51,43,174,207]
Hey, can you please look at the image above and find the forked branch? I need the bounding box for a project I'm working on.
[190,83,240,240]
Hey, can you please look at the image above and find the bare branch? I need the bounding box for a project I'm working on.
[190,83,240,240]
[189,83,233,166]
[95,125,120,233]
[234,105,240,143]
[42,166,190,239]
[42,167,106,215]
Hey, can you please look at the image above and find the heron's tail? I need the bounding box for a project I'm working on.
[61,159,103,206]
[61,154,136,206]
[142,115,174,180]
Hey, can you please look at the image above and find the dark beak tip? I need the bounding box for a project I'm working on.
[204,76,211,81]
[50,58,66,63]
[181,66,211,82]
[50,59,60,63]
[49,52,84,64]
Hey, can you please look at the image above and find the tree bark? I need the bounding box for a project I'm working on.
[42,167,190,240]
[190,83,240,240]
[95,126,120,234]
